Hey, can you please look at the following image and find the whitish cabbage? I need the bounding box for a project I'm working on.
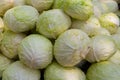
[0,54,12,77]
[63,0,93,20]
[0,0,13,16]
[18,34,53,69]
[86,61,120,80]
[93,27,111,36]
[93,0,109,18]
[100,0,118,12]
[116,27,120,34]
[71,16,102,37]
[52,0,64,9]
[4,5,39,33]
[36,9,71,39]
[13,0,26,6]
[86,35,116,63]
[109,50,120,65]
[44,62,86,80]
[54,29,91,67]
[99,13,119,34]
[0,30,26,59]
[2,61,40,80]
[112,33,120,49]
[25,0,53,12]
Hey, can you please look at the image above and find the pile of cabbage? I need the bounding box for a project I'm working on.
[0,0,120,80]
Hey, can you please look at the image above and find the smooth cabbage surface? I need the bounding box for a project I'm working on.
[54,29,91,67]
[0,30,26,59]
[0,54,12,77]
[86,61,120,80]
[86,35,116,63]
[4,5,39,32]
[18,34,53,69]
[44,62,86,80]
[99,13,119,34]
[2,61,40,80]
[25,0,54,12]
[36,9,71,39]
[63,0,93,20]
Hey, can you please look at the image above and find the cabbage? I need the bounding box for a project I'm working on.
[54,29,91,67]
[86,61,120,80]
[18,34,53,69]
[2,61,40,80]
[0,30,26,59]
[116,27,120,34]
[112,34,120,50]
[13,0,26,6]
[71,16,102,37]
[52,0,64,9]
[36,9,71,39]
[25,0,54,12]
[100,0,118,12]
[0,54,12,77]
[44,62,86,80]
[63,0,93,20]
[99,13,119,34]
[4,5,39,33]
[86,35,116,63]
[109,50,120,65]
[0,0,13,17]
[92,0,109,17]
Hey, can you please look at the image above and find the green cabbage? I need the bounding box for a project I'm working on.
[36,9,71,39]
[18,34,53,69]
[54,29,91,67]
[86,61,120,80]
[2,61,40,80]
[86,35,116,63]
[25,0,54,12]
[44,62,86,80]
[4,5,39,32]
[0,30,26,59]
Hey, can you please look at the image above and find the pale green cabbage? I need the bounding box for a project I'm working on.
[112,33,120,49]
[0,54,12,77]
[36,9,71,39]
[0,30,26,59]
[0,0,14,16]
[116,27,120,34]
[92,0,109,17]
[2,61,40,80]
[109,50,120,65]
[86,61,120,80]
[4,5,39,32]
[100,0,118,12]
[63,0,93,20]
[54,29,91,67]
[52,0,64,9]
[71,16,102,37]
[25,0,54,12]
[44,62,86,80]
[18,34,53,69]
[13,0,26,6]
[99,13,119,34]
[86,35,117,63]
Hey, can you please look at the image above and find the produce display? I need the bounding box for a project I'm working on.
[0,0,120,80]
